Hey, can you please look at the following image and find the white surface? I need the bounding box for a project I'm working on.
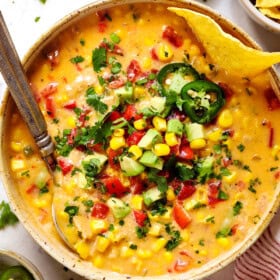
[0,0,279,279]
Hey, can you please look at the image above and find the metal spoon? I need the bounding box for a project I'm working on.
[0,11,73,249]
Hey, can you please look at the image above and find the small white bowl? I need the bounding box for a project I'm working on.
[0,250,43,280]
[239,0,280,33]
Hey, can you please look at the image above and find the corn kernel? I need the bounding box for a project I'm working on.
[153,143,170,156]
[190,138,206,150]
[243,172,253,183]
[137,249,152,259]
[156,43,174,62]
[67,116,76,128]
[152,116,166,132]
[11,158,26,171]
[64,226,79,244]
[90,219,108,235]
[94,84,103,95]
[152,237,167,252]
[161,207,172,220]
[213,248,220,257]
[166,188,176,201]
[65,181,76,195]
[113,128,125,137]
[184,199,198,211]
[224,171,237,184]
[131,195,143,210]
[128,145,143,160]
[115,29,125,39]
[134,119,147,130]
[131,257,143,272]
[148,223,163,237]
[165,132,179,147]
[74,240,90,259]
[199,249,208,256]
[120,246,134,258]
[92,254,104,268]
[142,57,152,69]
[234,193,244,200]
[134,86,146,98]
[207,128,222,142]
[217,237,231,248]
[96,236,111,253]
[109,136,126,150]
[272,144,280,158]
[10,141,23,152]
[181,230,190,242]
[55,93,68,105]
[163,251,173,262]
[189,44,201,57]
[218,109,233,128]
[223,138,233,150]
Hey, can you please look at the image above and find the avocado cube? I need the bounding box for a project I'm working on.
[107,197,131,219]
[143,187,164,207]
[185,123,205,142]
[138,129,162,150]
[139,151,164,170]
[82,153,108,174]
[114,84,133,100]
[120,156,145,176]
[167,119,184,136]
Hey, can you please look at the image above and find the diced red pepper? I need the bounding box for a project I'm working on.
[98,21,107,33]
[231,224,239,236]
[57,158,73,175]
[173,201,191,229]
[174,258,189,272]
[108,78,125,89]
[133,210,148,227]
[91,202,109,219]
[99,41,124,56]
[101,177,128,197]
[109,111,122,122]
[179,145,194,160]
[127,59,142,82]
[275,171,280,180]
[78,108,91,127]
[126,130,145,146]
[123,104,143,122]
[26,184,38,194]
[265,88,280,111]
[177,182,196,200]
[130,176,145,194]
[63,100,77,110]
[45,96,55,118]
[150,47,159,60]
[208,180,223,206]
[222,157,232,167]
[40,82,58,98]
[67,128,77,145]
[108,148,122,170]
[162,26,183,48]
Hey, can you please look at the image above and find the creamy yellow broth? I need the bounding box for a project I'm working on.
[6,3,280,277]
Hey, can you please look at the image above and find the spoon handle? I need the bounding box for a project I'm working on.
[0,12,55,169]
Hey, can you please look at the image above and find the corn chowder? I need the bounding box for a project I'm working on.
[6,3,280,276]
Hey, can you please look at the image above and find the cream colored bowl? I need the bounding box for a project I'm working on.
[0,250,43,280]
[0,0,280,279]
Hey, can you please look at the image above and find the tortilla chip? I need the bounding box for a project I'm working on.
[256,0,280,8]
[168,7,280,77]
[259,7,280,19]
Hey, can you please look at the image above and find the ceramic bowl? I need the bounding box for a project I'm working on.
[0,250,43,280]
[239,0,280,34]
[0,0,280,279]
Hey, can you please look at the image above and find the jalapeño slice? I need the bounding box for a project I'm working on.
[0,266,34,280]
[157,63,200,95]
[181,80,225,124]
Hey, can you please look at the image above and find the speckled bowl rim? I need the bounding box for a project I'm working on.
[0,0,280,279]
[239,0,280,34]
[0,249,44,280]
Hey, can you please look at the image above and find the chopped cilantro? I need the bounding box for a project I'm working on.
[237,144,245,152]
[80,38,85,46]
[70,55,85,64]
[108,224,114,231]
[39,0,47,3]
[64,205,79,224]
[54,130,73,156]
[39,185,49,194]
[71,167,81,176]
[53,118,59,124]
[21,170,30,178]
[199,239,205,246]
[92,47,107,72]
[147,169,168,193]
[0,201,18,229]
[82,158,101,186]
[110,32,121,44]
[196,156,215,184]
[82,200,93,212]
[213,144,222,154]
[220,167,231,177]
[205,216,215,224]
[86,87,108,114]
[218,189,229,200]
[248,177,261,193]
[136,226,148,239]
[34,16,40,22]
[150,200,167,216]
[164,224,182,251]
[216,227,232,238]
[193,202,206,209]
[129,244,138,250]
[233,201,243,216]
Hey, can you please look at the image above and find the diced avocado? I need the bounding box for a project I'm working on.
[120,156,145,176]
[185,123,205,142]
[169,72,189,94]
[159,105,172,118]
[139,151,164,170]
[107,197,131,219]
[114,84,133,100]
[167,119,184,136]
[140,96,166,117]
[82,153,108,174]
[176,162,195,181]
[143,187,164,207]
[138,129,162,149]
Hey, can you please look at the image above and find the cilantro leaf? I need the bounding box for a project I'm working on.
[147,169,168,193]
[86,87,108,114]
[233,201,243,216]
[64,205,79,224]
[92,47,107,72]
[0,201,18,229]
[70,55,85,64]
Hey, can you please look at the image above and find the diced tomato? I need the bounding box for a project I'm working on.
[177,182,196,200]
[98,21,107,33]
[108,148,122,170]
[130,176,145,194]
[109,111,122,122]
[40,82,58,98]
[112,44,124,56]
[101,177,128,197]
[150,47,158,60]
[78,108,91,127]
[67,128,77,145]
[26,184,38,194]
[127,59,142,82]
[179,145,194,160]
[133,210,148,227]
[57,158,73,175]
[63,100,76,110]
[108,78,125,89]
[231,224,239,236]
[174,258,189,272]
[265,88,280,111]
[169,144,180,156]
[123,104,143,122]
[275,171,280,180]
[87,143,104,153]
[236,180,246,191]
[99,41,124,56]
[91,202,109,219]
[208,180,223,206]
[126,130,145,146]
[222,157,232,167]
[162,26,183,48]
[45,96,55,118]
[173,201,192,229]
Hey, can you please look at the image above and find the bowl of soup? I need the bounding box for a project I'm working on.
[0,0,280,279]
